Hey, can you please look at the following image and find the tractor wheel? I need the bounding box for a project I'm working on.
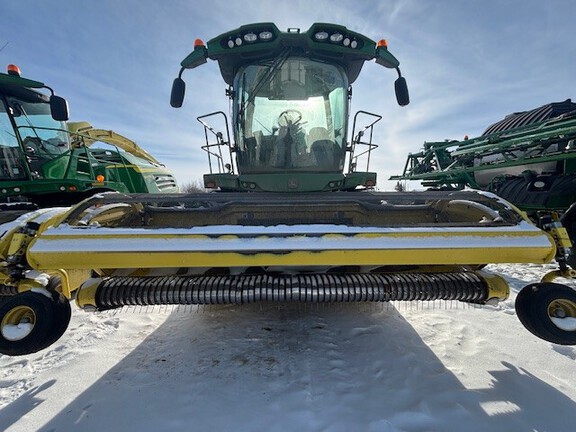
[42,291,72,349]
[0,291,71,356]
[515,283,576,345]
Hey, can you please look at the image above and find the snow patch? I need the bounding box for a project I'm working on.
[551,316,576,331]
[1,323,33,341]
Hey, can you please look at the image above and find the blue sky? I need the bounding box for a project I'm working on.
[2,0,574,190]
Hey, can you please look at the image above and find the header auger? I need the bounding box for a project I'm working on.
[1,23,575,357]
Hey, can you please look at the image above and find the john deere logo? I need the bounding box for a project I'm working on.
[288,178,299,189]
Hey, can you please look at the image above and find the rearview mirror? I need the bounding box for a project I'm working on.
[170,77,186,108]
[394,77,410,106]
[50,95,69,121]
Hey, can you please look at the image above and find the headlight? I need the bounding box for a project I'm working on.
[259,31,273,40]
[330,33,344,43]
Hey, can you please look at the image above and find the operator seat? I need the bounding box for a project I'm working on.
[308,127,339,169]
[307,127,331,146]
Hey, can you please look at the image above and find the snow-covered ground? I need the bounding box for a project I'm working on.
[1,263,575,432]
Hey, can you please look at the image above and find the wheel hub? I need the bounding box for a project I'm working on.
[548,299,576,319]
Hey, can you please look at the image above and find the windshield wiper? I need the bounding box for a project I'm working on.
[13,102,43,142]
[238,48,291,120]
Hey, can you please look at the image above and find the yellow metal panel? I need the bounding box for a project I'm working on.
[26,222,556,271]
[28,245,555,271]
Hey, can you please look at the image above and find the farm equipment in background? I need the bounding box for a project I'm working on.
[1,23,575,357]
[390,99,576,271]
[0,65,178,222]
[66,121,179,196]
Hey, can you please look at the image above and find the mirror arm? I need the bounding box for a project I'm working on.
[42,85,56,97]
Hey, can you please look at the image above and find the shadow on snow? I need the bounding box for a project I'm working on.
[1,302,575,432]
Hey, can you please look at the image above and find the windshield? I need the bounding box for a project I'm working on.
[0,95,71,181]
[234,57,348,173]
[8,96,71,155]
[0,97,27,180]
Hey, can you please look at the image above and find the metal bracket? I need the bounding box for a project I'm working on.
[6,221,40,280]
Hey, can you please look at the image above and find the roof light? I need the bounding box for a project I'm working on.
[330,33,344,43]
[244,32,257,43]
[314,31,329,41]
[227,39,235,48]
[194,39,205,49]
[7,64,21,76]
[235,37,242,46]
[259,31,273,40]
[350,40,358,49]
[343,37,351,47]
[377,39,388,48]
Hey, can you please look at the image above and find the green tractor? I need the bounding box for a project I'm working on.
[0,65,178,221]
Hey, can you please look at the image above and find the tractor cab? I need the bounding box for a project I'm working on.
[171,23,409,192]
[0,65,70,186]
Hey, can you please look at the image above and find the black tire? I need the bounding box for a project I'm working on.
[515,283,576,345]
[0,291,71,356]
[45,277,73,343]
[42,292,72,350]
[515,286,537,336]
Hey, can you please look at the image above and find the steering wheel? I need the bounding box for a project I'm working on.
[22,136,46,153]
[23,136,68,153]
[277,109,302,127]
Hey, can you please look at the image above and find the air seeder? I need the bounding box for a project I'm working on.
[1,23,574,356]
[391,99,576,269]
